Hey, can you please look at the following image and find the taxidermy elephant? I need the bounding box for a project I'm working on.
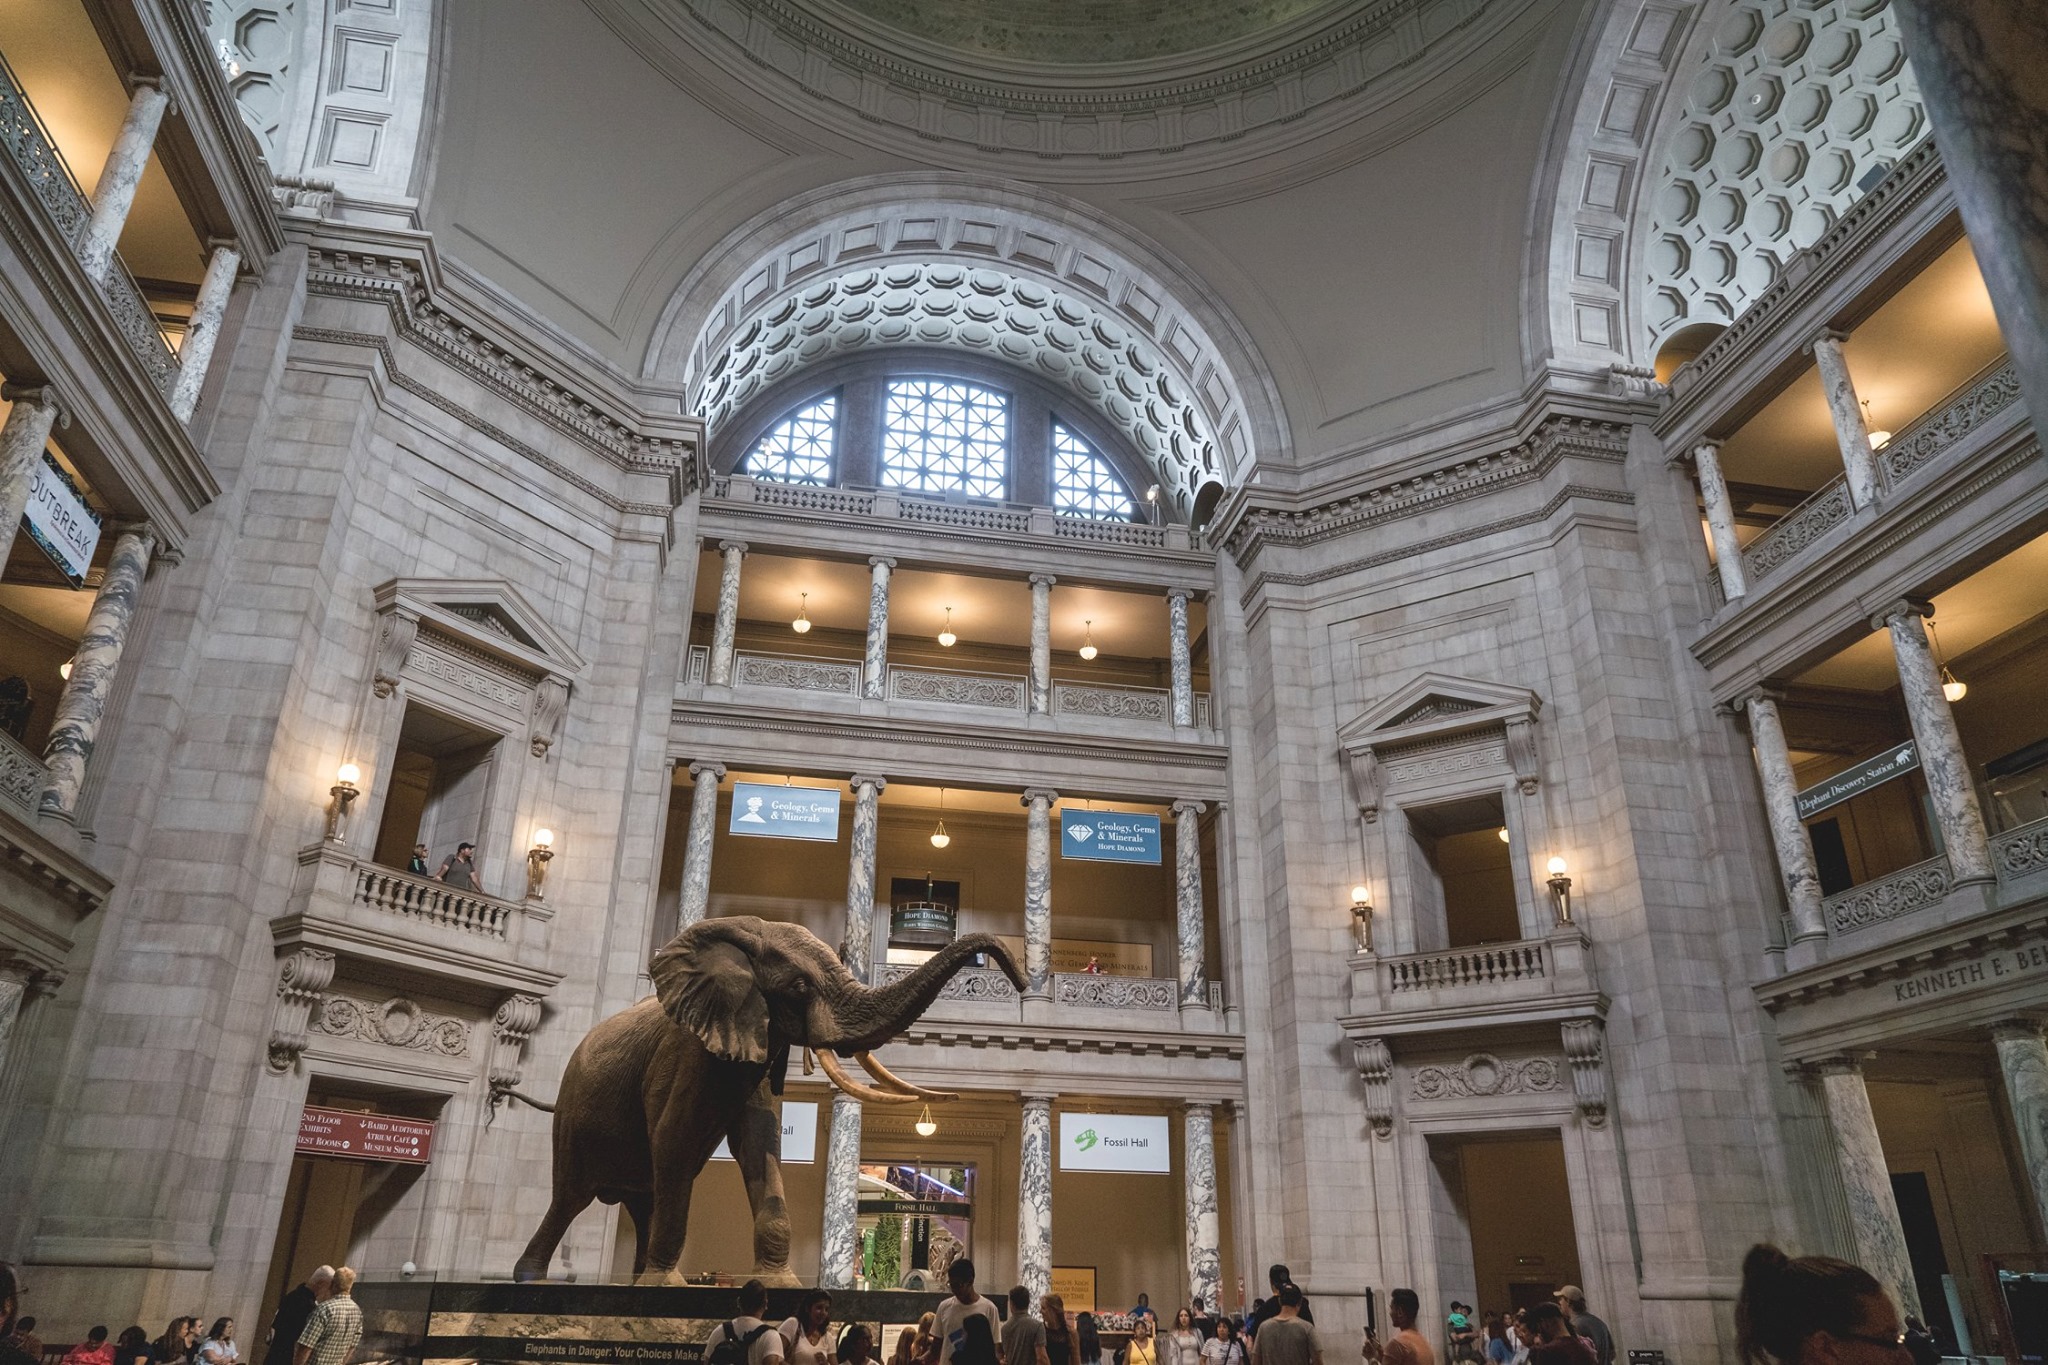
[514,915,1023,1284]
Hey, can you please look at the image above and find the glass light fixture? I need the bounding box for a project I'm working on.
[1497,827,1511,843]
[1350,885,1370,906]
[930,789,951,849]
[336,763,362,788]
[914,1104,938,1138]
[1546,855,1568,876]
[1927,617,1966,702]
[1862,399,1891,450]
[938,608,957,648]
[533,827,555,849]
[58,658,73,680]
[792,592,811,634]
[1078,620,1098,661]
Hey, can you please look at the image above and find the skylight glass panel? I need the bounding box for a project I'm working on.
[1051,421,1137,520]
[881,380,1008,499]
[745,395,837,485]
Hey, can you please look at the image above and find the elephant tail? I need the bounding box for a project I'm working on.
[494,1086,557,1113]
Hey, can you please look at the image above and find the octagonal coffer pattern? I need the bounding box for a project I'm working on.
[1643,0,1924,348]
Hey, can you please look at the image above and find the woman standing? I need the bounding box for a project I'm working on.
[1075,1314,1102,1365]
[197,1320,238,1365]
[890,1329,921,1365]
[1198,1320,1245,1365]
[1043,1296,1072,1365]
[1166,1311,1202,1365]
[1125,1318,1161,1365]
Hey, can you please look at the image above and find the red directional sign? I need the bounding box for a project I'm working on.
[297,1105,435,1165]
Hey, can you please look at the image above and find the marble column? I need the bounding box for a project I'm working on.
[79,80,172,283]
[0,386,66,571]
[1172,800,1209,1013]
[843,774,886,979]
[1890,2,2048,424]
[39,524,155,820]
[1811,1055,1921,1316]
[1811,332,1883,509]
[820,1092,863,1289]
[0,966,29,1089]
[1021,789,1058,1000]
[1018,1092,1054,1303]
[1692,442,1748,601]
[1182,1101,1222,1313]
[1742,689,1826,941]
[1167,589,1195,727]
[863,558,894,701]
[1873,600,1993,883]
[1028,573,1054,715]
[677,760,726,929]
[1991,1020,2048,1237]
[168,243,241,420]
[707,541,747,687]
[0,960,55,1121]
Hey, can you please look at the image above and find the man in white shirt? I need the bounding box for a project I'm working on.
[722,1280,788,1365]
[780,1290,834,1365]
[934,1259,1001,1365]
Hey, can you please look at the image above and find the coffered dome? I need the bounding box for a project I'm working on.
[819,0,1346,66]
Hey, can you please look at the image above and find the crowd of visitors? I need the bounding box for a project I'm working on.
[0,1266,364,1365]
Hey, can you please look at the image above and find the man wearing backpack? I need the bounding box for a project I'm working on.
[710,1280,787,1365]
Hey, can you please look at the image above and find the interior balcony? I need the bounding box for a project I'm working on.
[1339,929,1604,1040]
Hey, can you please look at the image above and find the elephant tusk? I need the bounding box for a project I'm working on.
[815,1047,916,1104]
[802,1048,815,1076]
[856,1050,957,1102]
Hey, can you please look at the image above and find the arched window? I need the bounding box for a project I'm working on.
[746,394,838,485]
[881,379,1008,499]
[1051,422,1137,520]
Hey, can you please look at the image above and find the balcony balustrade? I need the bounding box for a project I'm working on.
[0,730,45,816]
[1344,930,1601,1032]
[0,53,181,399]
[1821,855,1954,937]
[709,475,1194,552]
[872,961,1217,1027]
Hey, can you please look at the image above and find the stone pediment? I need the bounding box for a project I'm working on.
[1338,674,1543,821]
[372,579,587,683]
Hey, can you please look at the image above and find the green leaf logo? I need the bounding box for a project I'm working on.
[1076,1128,1098,1151]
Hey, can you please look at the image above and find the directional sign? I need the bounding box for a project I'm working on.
[297,1105,434,1165]
[1797,741,1919,820]
[729,782,842,841]
[23,454,101,586]
[1060,810,1162,864]
[1058,1112,1170,1173]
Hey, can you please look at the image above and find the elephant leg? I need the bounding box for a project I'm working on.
[515,1185,594,1282]
[623,1190,654,1278]
[730,1079,796,1284]
[639,1094,728,1285]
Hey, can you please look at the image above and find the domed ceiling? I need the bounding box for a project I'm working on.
[821,0,1346,66]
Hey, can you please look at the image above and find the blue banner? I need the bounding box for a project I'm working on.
[1060,809,1162,864]
[728,782,842,841]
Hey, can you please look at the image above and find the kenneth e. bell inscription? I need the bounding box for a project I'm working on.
[1894,936,2048,1004]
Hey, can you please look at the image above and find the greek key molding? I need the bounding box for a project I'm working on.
[408,634,530,710]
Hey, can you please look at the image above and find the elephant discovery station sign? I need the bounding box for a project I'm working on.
[1060,810,1162,864]
[728,782,843,840]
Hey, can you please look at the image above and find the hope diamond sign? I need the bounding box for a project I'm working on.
[1060,810,1162,864]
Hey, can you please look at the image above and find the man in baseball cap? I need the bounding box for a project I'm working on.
[1550,1288,1612,1365]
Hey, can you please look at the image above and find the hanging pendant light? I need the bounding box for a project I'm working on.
[937,608,957,648]
[792,592,812,634]
[59,658,73,680]
[914,1103,938,1138]
[1927,617,1966,702]
[1078,620,1098,661]
[1861,399,1892,451]
[930,788,951,849]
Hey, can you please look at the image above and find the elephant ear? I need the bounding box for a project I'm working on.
[651,916,771,1064]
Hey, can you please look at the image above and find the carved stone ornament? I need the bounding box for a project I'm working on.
[1353,1036,1395,1138]
[1338,673,1544,815]
[313,994,471,1057]
[372,611,419,698]
[1347,747,1384,824]
[267,947,337,1072]
[529,676,570,757]
[490,993,546,1093]
[1410,1052,1563,1101]
[1506,717,1541,795]
[1561,1019,1608,1127]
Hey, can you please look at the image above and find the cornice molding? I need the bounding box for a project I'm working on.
[634,0,1537,167]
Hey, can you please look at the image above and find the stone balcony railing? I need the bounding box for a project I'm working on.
[1345,929,1601,1029]
[349,858,524,941]
[0,730,46,817]
[687,646,1213,731]
[872,962,1217,1025]
[1822,855,1954,936]
[1735,358,2023,594]
[709,475,1199,553]
[0,52,181,399]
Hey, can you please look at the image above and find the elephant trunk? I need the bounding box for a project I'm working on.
[818,932,1021,1055]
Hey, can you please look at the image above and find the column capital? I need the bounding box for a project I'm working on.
[0,383,70,427]
[688,759,727,782]
[1172,799,1208,819]
[718,539,749,555]
[1020,1090,1058,1106]
[1021,788,1060,808]
[1806,1051,1877,1078]
[1166,586,1196,603]
[1181,1099,1217,1117]
[1992,1018,2047,1045]
[1029,572,1057,588]
[204,235,244,258]
[122,73,176,115]
[1810,327,1851,350]
[1732,684,1787,713]
[1870,597,1935,630]
[849,773,888,793]
[868,556,896,571]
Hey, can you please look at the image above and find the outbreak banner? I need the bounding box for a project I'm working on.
[728,782,842,841]
[1059,809,1162,864]
[297,1105,435,1165]
[712,1100,818,1164]
[1058,1111,1171,1173]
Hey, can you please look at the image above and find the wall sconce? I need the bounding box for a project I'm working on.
[326,763,361,842]
[1349,885,1375,953]
[527,827,556,901]
[1546,856,1573,926]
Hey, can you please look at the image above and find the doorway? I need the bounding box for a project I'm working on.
[1428,1131,1583,1338]
[373,705,504,873]
[1405,796,1522,949]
